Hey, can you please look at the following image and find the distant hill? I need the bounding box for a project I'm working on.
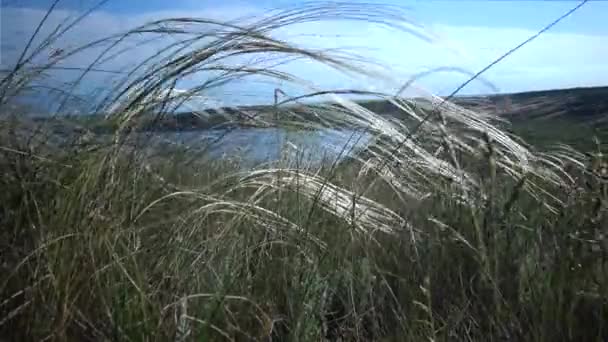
[459,86,608,123]
[161,86,608,130]
[6,86,608,134]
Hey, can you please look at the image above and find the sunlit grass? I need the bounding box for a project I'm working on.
[1,2,607,341]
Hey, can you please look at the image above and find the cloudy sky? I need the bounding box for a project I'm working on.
[1,0,606,108]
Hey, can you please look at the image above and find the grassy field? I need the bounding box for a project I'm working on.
[2,3,608,341]
[2,116,607,341]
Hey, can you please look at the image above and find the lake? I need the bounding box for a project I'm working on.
[133,128,372,164]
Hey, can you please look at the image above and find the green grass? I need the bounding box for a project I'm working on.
[1,121,607,341]
[1,3,608,340]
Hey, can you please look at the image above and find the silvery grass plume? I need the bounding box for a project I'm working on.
[1,1,586,238]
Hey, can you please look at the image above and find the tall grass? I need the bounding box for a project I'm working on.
[1,2,607,341]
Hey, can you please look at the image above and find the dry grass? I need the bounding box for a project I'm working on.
[1,2,607,341]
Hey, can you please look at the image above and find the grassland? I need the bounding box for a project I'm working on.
[1,2,608,341]
[2,115,607,341]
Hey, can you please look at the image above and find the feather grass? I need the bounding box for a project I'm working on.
[1,1,606,340]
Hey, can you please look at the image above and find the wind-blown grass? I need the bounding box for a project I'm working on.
[1,2,607,341]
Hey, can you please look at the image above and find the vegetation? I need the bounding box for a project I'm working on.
[1,2,607,341]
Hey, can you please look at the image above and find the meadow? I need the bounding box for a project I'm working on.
[1,3,607,341]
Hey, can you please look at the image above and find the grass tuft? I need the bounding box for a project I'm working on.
[1,2,607,341]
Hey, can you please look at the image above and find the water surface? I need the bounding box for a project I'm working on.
[142,128,371,164]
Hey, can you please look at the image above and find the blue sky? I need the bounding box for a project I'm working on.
[1,0,606,108]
